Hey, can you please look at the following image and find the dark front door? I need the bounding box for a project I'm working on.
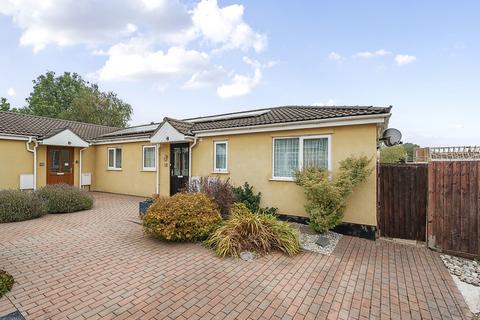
[46,146,74,185]
[170,143,189,195]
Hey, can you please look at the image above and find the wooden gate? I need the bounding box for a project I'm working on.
[378,163,428,241]
[428,161,480,258]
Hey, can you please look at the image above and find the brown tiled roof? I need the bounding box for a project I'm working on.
[165,117,194,135]
[186,105,391,132]
[98,105,390,139]
[0,112,119,140]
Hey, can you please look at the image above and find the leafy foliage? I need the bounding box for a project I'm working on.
[21,71,132,127]
[0,97,11,111]
[205,203,300,257]
[0,270,14,298]
[63,85,133,127]
[402,142,420,161]
[233,182,278,215]
[143,193,222,242]
[37,184,93,213]
[295,156,373,233]
[380,145,407,163]
[185,177,236,218]
[0,190,47,223]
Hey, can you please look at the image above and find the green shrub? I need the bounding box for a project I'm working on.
[205,203,300,257]
[0,270,14,298]
[37,184,93,213]
[233,182,278,215]
[295,156,373,233]
[186,177,236,218]
[0,190,47,223]
[143,193,222,241]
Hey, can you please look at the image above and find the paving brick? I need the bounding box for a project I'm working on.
[0,192,472,320]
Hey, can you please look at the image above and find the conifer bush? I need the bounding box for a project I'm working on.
[295,156,373,233]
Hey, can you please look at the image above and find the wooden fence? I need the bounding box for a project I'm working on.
[377,163,428,241]
[428,161,480,258]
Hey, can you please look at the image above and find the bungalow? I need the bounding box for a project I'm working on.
[0,105,392,235]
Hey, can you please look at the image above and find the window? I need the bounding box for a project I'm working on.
[107,147,122,170]
[143,145,156,171]
[214,141,228,172]
[272,136,330,180]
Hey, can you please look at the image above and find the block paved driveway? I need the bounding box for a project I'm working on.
[0,192,472,320]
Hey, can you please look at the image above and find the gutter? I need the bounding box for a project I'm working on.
[25,137,38,190]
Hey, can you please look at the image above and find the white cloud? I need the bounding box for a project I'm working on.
[192,0,266,52]
[353,49,392,59]
[1,0,270,97]
[328,52,342,61]
[0,0,193,52]
[97,40,211,81]
[217,68,261,99]
[7,87,16,97]
[184,65,228,89]
[215,56,276,98]
[395,54,416,66]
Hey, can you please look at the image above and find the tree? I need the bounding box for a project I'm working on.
[0,97,11,111]
[63,86,132,127]
[402,143,420,161]
[380,145,407,163]
[24,71,132,127]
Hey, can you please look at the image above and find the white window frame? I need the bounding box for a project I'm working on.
[271,135,332,181]
[142,145,157,171]
[107,147,122,170]
[213,141,228,173]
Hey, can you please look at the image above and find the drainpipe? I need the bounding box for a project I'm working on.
[188,137,198,183]
[156,143,160,195]
[79,147,88,189]
[25,137,38,190]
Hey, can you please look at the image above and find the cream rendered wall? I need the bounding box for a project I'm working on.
[190,124,378,226]
[0,139,34,189]
[159,143,171,197]
[93,141,157,196]
[80,147,96,190]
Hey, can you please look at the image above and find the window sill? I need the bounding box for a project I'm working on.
[107,168,122,171]
[142,169,156,172]
[211,171,229,174]
[269,177,295,182]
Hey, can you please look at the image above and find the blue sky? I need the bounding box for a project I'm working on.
[1,0,479,146]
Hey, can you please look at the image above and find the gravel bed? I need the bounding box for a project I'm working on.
[289,222,341,255]
[441,254,480,287]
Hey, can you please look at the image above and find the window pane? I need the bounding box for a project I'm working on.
[173,148,181,175]
[61,149,71,173]
[115,148,122,168]
[303,138,328,169]
[50,150,60,172]
[215,143,227,170]
[108,149,114,167]
[181,147,189,176]
[274,138,299,177]
[144,147,155,169]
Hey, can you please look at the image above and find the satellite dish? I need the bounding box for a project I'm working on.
[381,128,402,147]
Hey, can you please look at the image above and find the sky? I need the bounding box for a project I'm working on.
[0,0,479,147]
